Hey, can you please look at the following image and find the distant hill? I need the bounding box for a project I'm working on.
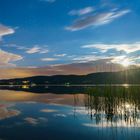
[0,68,140,85]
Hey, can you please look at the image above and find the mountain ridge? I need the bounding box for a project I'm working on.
[0,68,140,85]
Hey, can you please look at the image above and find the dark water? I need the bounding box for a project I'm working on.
[0,86,140,140]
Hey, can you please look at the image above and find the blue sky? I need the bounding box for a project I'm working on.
[0,0,140,69]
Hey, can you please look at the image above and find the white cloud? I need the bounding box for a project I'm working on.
[69,7,94,16]
[80,42,140,66]
[41,58,58,61]
[54,54,67,57]
[26,47,40,54]
[26,45,49,54]
[82,42,140,53]
[111,56,135,66]
[66,9,130,31]
[40,49,49,54]
[5,44,49,54]
[73,55,111,63]
[4,43,27,50]
[0,24,15,39]
[72,54,137,69]
[0,49,23,67]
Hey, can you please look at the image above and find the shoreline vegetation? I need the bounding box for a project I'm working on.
[0,83,140,94]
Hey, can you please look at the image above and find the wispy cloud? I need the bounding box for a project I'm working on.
[0,24,15,39]
[26,47,40,54]
[0,49,23,67]
[82,42,140,53]
[111,55,134,66]
[41,58,58,61]
[72,55,112,63]
[26,45,49,54]
[81,42,140,66]
[4,43,27,50]
[54,54,67,57]
[66,9,130,31]
[5,44,49,54]
[68,7,94,16]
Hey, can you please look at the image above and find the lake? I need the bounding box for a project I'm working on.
[0,85,140,140]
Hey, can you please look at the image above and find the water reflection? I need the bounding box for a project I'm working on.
[0,86,140,139]
[0,103,20,120]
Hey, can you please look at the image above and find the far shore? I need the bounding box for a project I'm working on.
[0,84,140,87]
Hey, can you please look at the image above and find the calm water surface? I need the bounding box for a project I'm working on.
[0,86,140,140]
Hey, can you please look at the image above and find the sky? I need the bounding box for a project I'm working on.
[0,0,140,78]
